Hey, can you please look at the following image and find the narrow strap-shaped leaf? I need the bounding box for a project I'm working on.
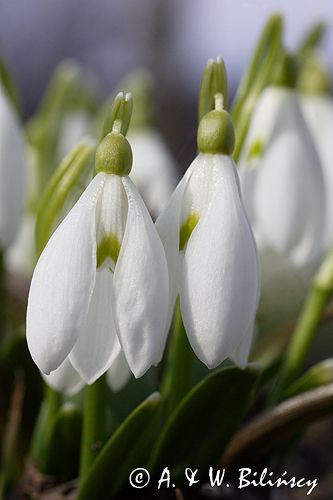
[150,365,260,477]
[221,383,333,467]
[77,393,161,500]
[35,140,95,255]
[42,403,82,480]
[283,359,333,399]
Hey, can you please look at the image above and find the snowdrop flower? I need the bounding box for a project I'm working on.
[238,82,327,334]
[300,87,333,251]
[42,350,131,395]
[129,129,177,218]
[238,85,326,269]
[57,110,92,161]
[0,82,27,249]
[156,96,260,368]
[27,117,169,384]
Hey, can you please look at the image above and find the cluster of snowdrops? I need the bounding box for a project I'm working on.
[0,13,333,499]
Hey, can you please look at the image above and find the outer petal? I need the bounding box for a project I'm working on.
[180,154,260,368]
[238,87,290,168]
[69,268,121,384]
[6,213,35,277]
[26,173,106,374]
[155,162,195,339]
[230,324,255,369]
[113,177,169,378]
[129,130,177,217]
[254,124,325,267]
[301,95,333,251]
[106,350,132,392]
[0,83,27,248]
[57,111,91,161]
[42,358,84,396]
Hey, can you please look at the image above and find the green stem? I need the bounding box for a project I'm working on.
[232,14,283,161]
[30,385,61,468]
[80,375,108,480]
[0,250,6,340]
[161,299,194,415]
[268,250,333,406]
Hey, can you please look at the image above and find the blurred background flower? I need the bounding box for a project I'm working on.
[0,0,332,167]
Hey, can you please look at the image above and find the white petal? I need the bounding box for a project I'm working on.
[230,324,255,369]
[42,358,84,396]
[180,154,260,368]
[6,213,35,277]
[106,350,132,392]
[113,177,169,378]
[96,174,128,248]
[155,162,195,341]
[69,268,121,384]
[253,119,325,267]
[129,130,177,217]
[26,173,106,374]
[0,83,27,248]
[301,95,333,251]
[57,111,91,161]
[238,87,290,168]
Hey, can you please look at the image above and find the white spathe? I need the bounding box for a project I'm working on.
[301,94,333,252]
[156,153,260,369]
[27,172,169,383]
[0,83,27,249]
[128,130,177,218]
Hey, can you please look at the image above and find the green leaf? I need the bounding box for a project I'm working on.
[42,403,82,480]
[150,365,260,477]
[283,359,333,399]
[221,383,333,467]
[35,140,95,255]
[77,393,161,500]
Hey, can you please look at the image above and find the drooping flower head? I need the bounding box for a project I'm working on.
[0,80,27,249]
[27,93,169,384]
[157,91,260,369]
[237,53,327,334]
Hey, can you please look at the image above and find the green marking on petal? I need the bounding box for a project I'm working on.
[247,138,265,163]
[179,212,200,251]
[97,234,122,268]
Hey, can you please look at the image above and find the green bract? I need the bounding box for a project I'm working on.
[95,131,132,176]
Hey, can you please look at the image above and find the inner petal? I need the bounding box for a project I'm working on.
[96,174,128,270]
[179,155,215,251]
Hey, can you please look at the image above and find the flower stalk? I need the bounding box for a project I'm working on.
[80,375,108,480]
[268,249,333,405]
[162,299,194,415]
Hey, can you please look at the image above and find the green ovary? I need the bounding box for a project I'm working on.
[179,212,200,251]
[97,234,122,268]
[247,138,264,162]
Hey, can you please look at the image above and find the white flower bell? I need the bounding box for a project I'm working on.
[238,85,326,268]
[156,99,260,369]
[0,82,27,249]
[129,129,177,218]
[301,93,333,252]
[42,350,131,395]
[27,123,169,384]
